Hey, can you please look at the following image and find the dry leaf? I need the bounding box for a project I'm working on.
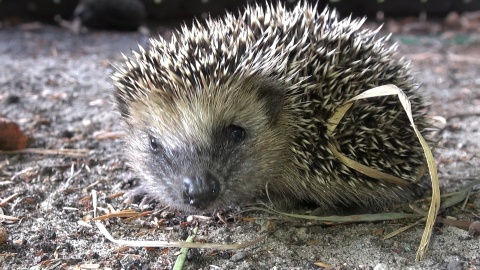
[0,118,28,151]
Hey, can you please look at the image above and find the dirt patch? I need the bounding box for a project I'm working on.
[0,22,479,269]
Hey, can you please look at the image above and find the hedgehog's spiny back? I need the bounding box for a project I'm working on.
[115,3,347,102]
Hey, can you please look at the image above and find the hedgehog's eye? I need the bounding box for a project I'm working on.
[227,124,246,144]
[149,135,162,153]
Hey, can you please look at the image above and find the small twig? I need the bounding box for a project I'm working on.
[436,217,472,230]
[461,190,471,210]
[0,193,19,207]
[92,209,144,221]
[384,218,426,240]
[446,112,480,122]
[0,214,20,221]
[93,130,125,140]
[0,148,90,157]
[0,181,14,187]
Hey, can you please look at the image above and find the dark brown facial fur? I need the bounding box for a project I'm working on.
[117,78,291,212]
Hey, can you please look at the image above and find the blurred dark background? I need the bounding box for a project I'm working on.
[1,0,480,28]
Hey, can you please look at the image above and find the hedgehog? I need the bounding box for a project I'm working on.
[112,2,429,213]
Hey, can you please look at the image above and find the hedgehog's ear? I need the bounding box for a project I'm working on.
[256,82,285,126]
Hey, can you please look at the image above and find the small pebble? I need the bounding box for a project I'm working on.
[446,260,463,270]
[374,263,389,270]
[231,251,246,262]
[468,221,480,237]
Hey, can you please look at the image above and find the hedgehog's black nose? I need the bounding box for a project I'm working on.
[182,172,220,209]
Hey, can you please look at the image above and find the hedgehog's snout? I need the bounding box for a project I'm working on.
[182,172,220,209]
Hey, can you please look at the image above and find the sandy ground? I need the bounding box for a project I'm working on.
[0,21,479,269]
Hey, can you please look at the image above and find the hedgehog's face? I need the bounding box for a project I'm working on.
[119,78,291,212]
